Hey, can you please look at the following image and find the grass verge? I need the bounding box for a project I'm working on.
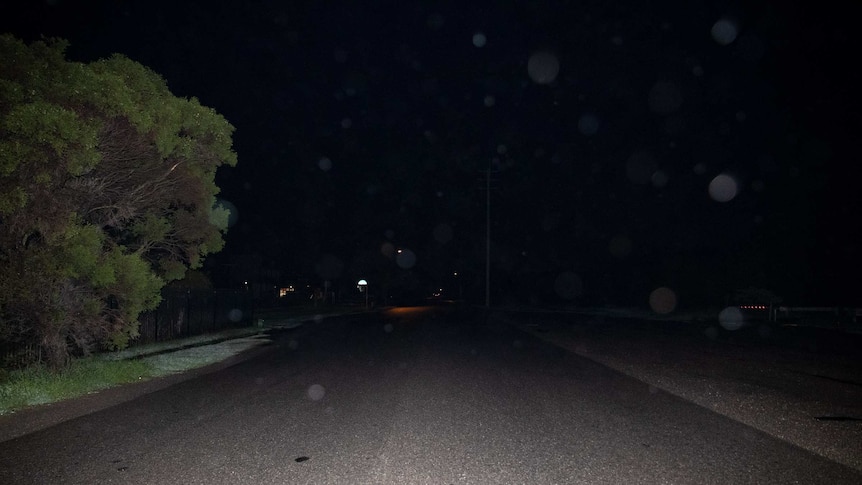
[0,307,363,416]
[0,358,153,415]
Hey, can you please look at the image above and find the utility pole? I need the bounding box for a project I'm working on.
[480,162,499,309]
[486,165,491,308]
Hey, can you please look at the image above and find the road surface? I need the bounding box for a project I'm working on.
[0,306,859,484]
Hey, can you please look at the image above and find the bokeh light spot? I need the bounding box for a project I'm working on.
[227,308,243,322]
[708,174,738,202]
[578,114,600,136]
[527,51,560,84]
[318,157,332,171]
[213,198,239,228]
[307,384,326,401]
[649,287,677,314]
[718,306,745,330]
[472,32,487,48]
[651,170,669,188]
[711,18,739,45]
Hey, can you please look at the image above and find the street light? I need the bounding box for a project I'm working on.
[357,279,368,309]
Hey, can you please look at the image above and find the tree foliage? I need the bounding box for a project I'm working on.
[0,35,237,368]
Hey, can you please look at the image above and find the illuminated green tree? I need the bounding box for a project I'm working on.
[0,35,236,367]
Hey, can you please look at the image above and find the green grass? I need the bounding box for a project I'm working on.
[0,357,154,415]
[0,307,364,416]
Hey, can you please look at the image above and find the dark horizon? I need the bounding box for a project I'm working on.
[3,0,860,308]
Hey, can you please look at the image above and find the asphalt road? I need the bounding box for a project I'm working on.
[1,306,860,484]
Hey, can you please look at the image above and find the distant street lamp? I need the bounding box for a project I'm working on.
[357,279,369,309]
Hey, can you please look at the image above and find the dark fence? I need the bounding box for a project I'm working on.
[133,288,255,346]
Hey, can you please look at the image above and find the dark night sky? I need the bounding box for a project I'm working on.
[3,0,861,308]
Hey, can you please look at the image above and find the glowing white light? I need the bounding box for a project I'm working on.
[649,287,677,314]
[318,157,332,171]
[472,32,487,48]
[711,18,739,46]
[708,174,738,202]
[307,384,326,401]
[527,51,560,84]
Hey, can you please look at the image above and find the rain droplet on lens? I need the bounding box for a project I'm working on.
[472,32,487,48]
[651,170,669,188]
[307,384,326,401]
[711,17,739,45]
[718,307,745,330]
[578,113,600,136]
[527,51,560,84]
[649,287,677,314]
[708,174,738,202]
